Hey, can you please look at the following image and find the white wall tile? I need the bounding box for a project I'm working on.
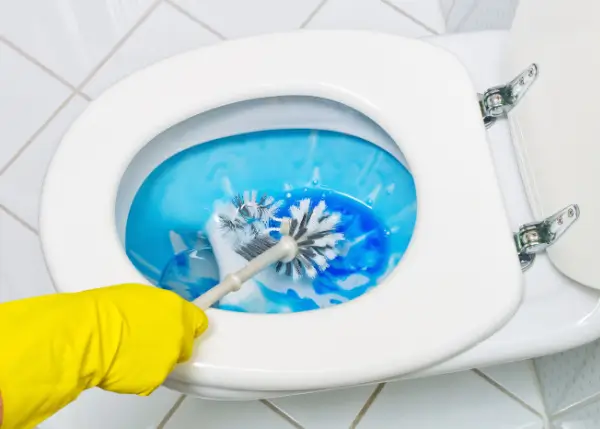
[0,208,55,302]
[0,96,88,229]
[83,2,221,98]
[0,42,70,171]
[444,0,519,32]
[456,0,519,32]
[172,0,323,39]
[445,0,477,32]
[385,0,446,33]
[439,0,455,18]
[164,397,293,429]
[305,0,434,37]
[535,340,600,414]
[272,385,376,428]
[480,361,546,414]
[39,387,180,429]
[0,0,155,85]
[358,371,542,428]
[554,401,600,429]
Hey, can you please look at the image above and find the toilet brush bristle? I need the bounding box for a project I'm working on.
[233,198,344,280]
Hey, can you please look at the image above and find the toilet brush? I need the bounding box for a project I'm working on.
[193,198,345,309]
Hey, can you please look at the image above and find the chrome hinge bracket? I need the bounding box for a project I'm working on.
[515,204,580,271]
[480,63,539,129]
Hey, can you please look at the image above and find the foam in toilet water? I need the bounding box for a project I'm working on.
[125,129,417,314]
[198,188,392,313]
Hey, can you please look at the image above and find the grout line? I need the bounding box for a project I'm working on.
[76,0,162,92]
[445,0,457,21]
[164,0,227,40]
[156,394,187,429]
[1,0,160,171]
[0,92,77,176]
[260,399,305,429]
[0,203,60,294]
[0,204,37,234]
[530,360,552,428]
[380,0,439,35]
[473,369,544,419]
[551,391,600,420]
[350,383,386,428]
[300,0,329,28]
[450,0,478,32]
[0,37,91,101]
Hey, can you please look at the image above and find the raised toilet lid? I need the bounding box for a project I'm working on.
[505,0,600,289]
[40,31,523,393]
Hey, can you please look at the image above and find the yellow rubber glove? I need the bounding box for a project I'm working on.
[0,283,207,429]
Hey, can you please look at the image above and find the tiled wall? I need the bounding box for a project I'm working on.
[0,0,598,428]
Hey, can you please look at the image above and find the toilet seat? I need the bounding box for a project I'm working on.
[40,31,523,394]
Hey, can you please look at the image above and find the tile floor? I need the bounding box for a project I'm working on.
[0,0,599,428]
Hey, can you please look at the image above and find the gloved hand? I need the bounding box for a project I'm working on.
[0,283,207,429]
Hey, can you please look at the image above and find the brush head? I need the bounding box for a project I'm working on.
[234,198,344,279]
[218,191,282,238]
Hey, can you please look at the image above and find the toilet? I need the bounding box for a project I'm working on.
[39,0,600,400]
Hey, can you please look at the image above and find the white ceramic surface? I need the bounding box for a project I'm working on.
[40,31,522,395]
[386,0,446,33]
[83,2,221,98]
[357,371,541,428]
[0,42,70,171]
[171,0,323,38]
[305,0,434,37]
[0,0,561,427]
[272,385,377,429]
[38,387,180,429]
[0,97,88,229]
[480,361,545,414]
[409,31,600,380]
[0,208,56,303]
[0,0,155,85]
[151,30,600,400]
[163,396,293,429]
[505,0,600,290]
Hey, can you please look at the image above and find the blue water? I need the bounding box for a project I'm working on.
[125,129,417,313]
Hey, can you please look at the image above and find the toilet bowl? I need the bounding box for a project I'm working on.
[40,0,600,400]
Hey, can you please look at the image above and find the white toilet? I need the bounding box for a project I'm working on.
[39,0,600,400]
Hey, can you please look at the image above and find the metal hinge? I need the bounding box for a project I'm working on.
[515,204,580,271]
[480,63,539,129]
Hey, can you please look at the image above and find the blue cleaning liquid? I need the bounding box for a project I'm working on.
[125,129,417,313]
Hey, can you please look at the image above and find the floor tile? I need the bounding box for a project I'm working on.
[39,387,179,429]
[357,371,541,428]
[83,2,220,98]
[164,397,293,429]
[172,0,323,39]
[553,400,600,429]
[272,385,376,429]
[480,361,545,414]
[535,340,600,414]
[0,0,155,85]
[0,208,55,303]
[385,0,446,33]
[0,96,88,229]
[0,42,71,171]
[305,0,434,38]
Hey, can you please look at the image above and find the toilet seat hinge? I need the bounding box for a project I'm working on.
[480,63,539,129]
[514,204,580,271]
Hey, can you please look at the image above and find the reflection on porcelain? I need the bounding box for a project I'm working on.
[125,129,416,313]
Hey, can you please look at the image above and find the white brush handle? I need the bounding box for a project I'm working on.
[193,236,298,310]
